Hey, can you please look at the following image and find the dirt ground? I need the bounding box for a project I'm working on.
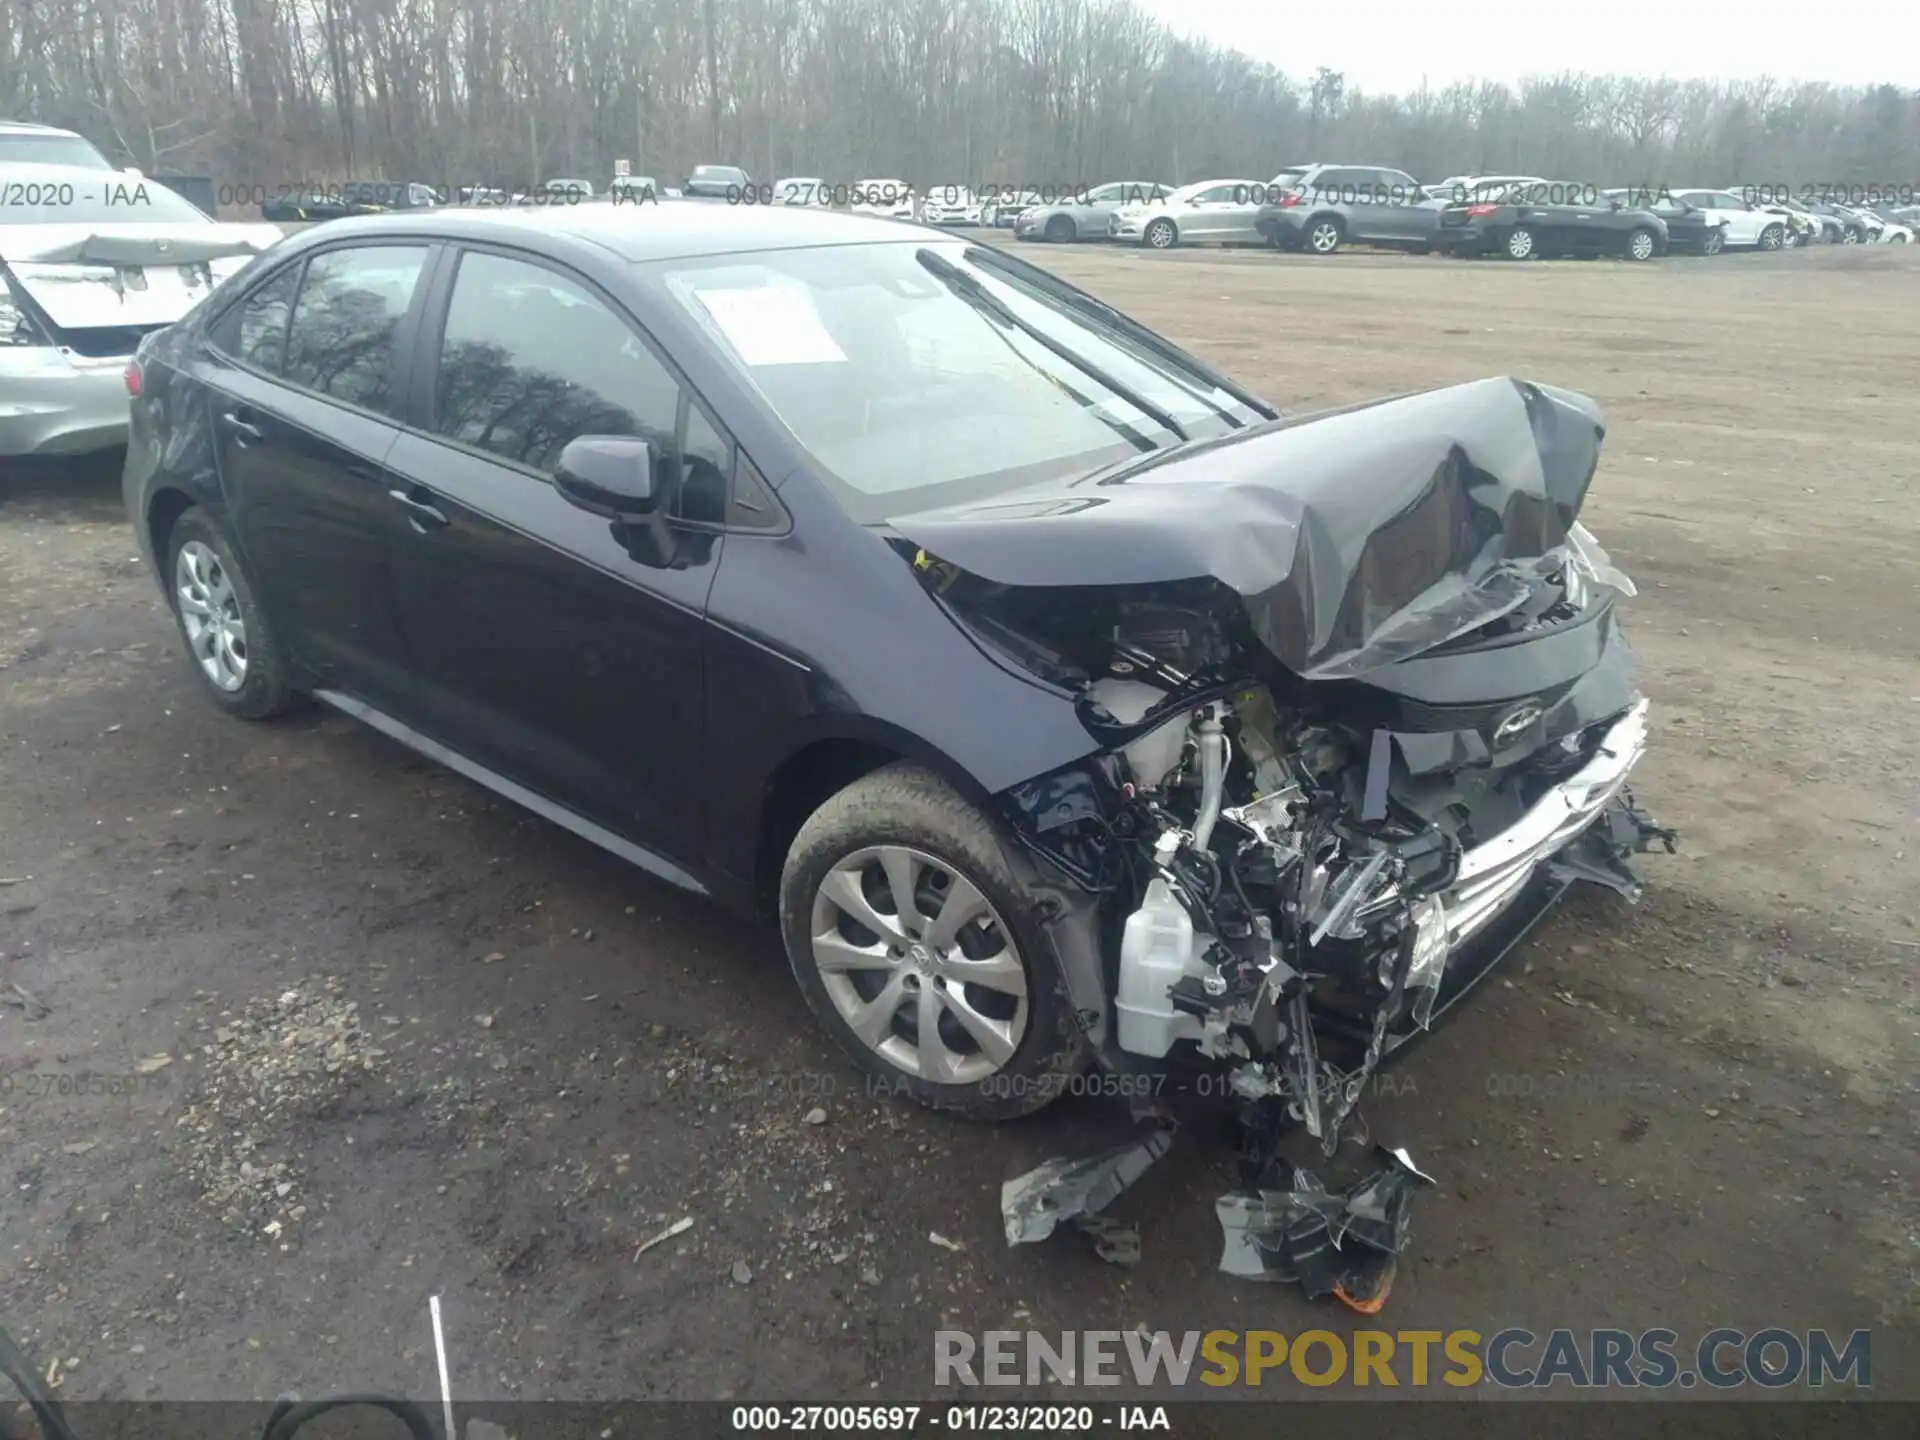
[1,238,1916,1406]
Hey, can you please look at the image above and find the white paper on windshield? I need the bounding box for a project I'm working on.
[693,286,847,366]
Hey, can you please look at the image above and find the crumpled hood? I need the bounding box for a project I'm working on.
[0,221,282,330]
[888,376,1608,680]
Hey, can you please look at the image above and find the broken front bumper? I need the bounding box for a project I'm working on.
[1445,698,1650,951]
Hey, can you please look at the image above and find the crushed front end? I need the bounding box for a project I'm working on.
[894,376,1676,1295]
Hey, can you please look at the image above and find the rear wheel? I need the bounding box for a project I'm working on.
[1504,225,1536,260]
[1144,217,1178,249]
[165,508,300,720]
[779,764,1086,1120]
[1043,215,1075,243]
[1624,226,1657,261]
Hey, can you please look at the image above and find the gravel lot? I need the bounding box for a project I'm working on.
[2,238,1916,1403]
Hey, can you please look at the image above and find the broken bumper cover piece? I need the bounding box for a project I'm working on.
[1002,1120,1176,1266]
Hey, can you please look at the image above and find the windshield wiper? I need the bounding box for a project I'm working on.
[915,248,1188,445]
[962,245,1277,423]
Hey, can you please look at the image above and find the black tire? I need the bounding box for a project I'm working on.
[1504,225,1536,260]
[1757,223,1786,251]
[1624,226,1657,262]
[1043,215,1075,243]
[1304,216,1343,255]
[164,507,301,720]
[779,763,1087,1121]
[1143,217,1177,249]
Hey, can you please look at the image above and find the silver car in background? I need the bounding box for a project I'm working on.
[1014,181,1170,242]
[0,162,280,457]
[1110,178,1266,248]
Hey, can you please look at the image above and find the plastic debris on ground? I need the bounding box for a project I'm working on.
[1215,1144,1435,1313]
[1000,1102,1177,1268]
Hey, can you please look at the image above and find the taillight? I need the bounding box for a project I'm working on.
[1466,204,1498,217]
[124,360,143,397]
[1279,192,1304,208]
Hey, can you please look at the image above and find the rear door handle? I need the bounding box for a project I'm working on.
[219,411,263,444]
[387,487,449,530]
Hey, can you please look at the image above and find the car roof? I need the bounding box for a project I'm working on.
[274,202,940,262]
[0,120,84,136]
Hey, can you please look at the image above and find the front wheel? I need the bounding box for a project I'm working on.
[1305,217,1343,255]
[1624,226,1657,262]
[1043,215,1075,243]
[779,764,1087,1120]
[1143,217,1178,249]
[165,508,301,720]
[1701,228,1725,257]
[1757,223,1786,251]
[1504,225,1535,260]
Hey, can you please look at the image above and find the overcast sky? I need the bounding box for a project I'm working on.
[1138,0,1914,94]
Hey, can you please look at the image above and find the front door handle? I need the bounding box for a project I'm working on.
[219,411,263,444]
[387,487,449,530]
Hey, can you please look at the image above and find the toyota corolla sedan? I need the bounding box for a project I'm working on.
[123,204,1671,1151]
[2,162,282,457]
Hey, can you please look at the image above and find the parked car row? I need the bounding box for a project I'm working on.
[999,166,1917,260]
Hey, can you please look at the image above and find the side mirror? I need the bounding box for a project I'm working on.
[554,436,682,568]
[555,436,664,522]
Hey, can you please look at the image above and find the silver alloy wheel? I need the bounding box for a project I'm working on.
[175,540,248,692]
[1627,229,1655,261]
[1506,226,1534,259]
[1703,229,1724,256]
[809,844,1029,1085]
[1145,218,1176,249]
[1759,224,1784,250]
[1308,220,1341,254]
[1842,229,1859,244]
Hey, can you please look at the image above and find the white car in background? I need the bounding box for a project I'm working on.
[849,179,916,221]
[0,161,281,457]
[920,186,982,225]
[1867,210,1912,242]
[1670,189,1789,250]
[1110,178,1267,248]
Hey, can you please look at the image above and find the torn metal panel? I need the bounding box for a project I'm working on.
[888,377,1615,681]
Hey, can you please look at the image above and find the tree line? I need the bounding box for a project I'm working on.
[4,0,1917,199]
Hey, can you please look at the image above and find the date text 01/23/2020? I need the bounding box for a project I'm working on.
[729,1405,1171,1432]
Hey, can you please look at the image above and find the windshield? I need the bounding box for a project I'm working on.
[652,240,1262,520]
[0,132,115,169]
[0,175,210,225]
[692,167,744,183]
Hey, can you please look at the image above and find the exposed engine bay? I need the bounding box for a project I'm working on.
[894,376,1677,1303]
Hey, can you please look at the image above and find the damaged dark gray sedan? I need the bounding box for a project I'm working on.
[125,205,1673,1174]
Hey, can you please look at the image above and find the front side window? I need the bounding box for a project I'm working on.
[432,249,740,525]
[654,240,1261,521]
[282,245,429,411]
[433,251,678,474]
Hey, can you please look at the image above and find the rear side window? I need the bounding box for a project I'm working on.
[210,263,301,374]
[283,245,429,412]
